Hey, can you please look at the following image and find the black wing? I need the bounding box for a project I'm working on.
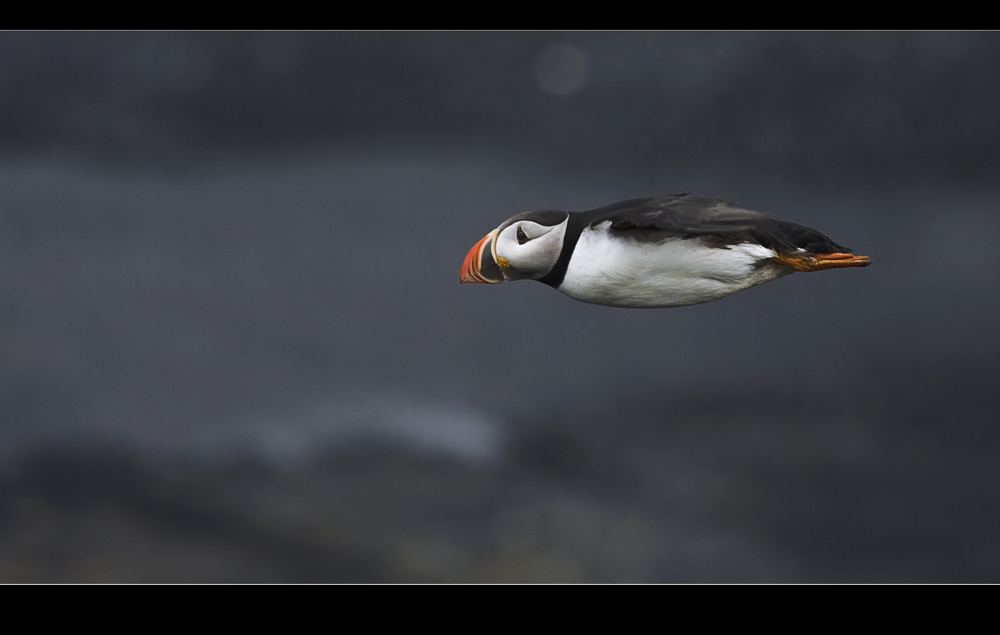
[587,194,850,254]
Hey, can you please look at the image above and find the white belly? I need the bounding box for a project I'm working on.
[558,223,791,308]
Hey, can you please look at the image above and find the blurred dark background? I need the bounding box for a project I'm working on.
[1,31,999,582]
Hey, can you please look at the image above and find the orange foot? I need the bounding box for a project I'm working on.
[774,252,872,272]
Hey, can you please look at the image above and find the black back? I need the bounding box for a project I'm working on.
[592,194,850,254]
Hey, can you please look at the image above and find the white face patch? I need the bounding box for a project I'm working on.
[494,218,568,280]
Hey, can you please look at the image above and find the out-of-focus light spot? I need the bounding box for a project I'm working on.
[850,32,897,64]
[534,45,589,97]
[254,33,304,74]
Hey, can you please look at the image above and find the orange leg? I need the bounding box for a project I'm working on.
[774,252,872,272]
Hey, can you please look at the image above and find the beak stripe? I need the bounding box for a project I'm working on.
[460,230,504,284]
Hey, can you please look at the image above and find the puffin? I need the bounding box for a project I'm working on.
[460,194,870,308]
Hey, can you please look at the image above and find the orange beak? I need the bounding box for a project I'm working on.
[460,230,504,284]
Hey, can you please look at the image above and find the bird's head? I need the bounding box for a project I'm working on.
[460,210,569,284]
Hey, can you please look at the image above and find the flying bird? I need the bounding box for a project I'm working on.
[460,194,870,308]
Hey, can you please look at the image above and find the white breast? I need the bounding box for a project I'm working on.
[558,222,791,308]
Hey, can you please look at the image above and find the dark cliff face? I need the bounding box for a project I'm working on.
[0,32,999,582]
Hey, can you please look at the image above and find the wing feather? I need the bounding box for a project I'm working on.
[586,194,850,254]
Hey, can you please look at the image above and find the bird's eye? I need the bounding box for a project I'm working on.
[517,226,529,245]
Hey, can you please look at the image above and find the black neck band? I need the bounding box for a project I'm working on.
[537,213,590,289]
